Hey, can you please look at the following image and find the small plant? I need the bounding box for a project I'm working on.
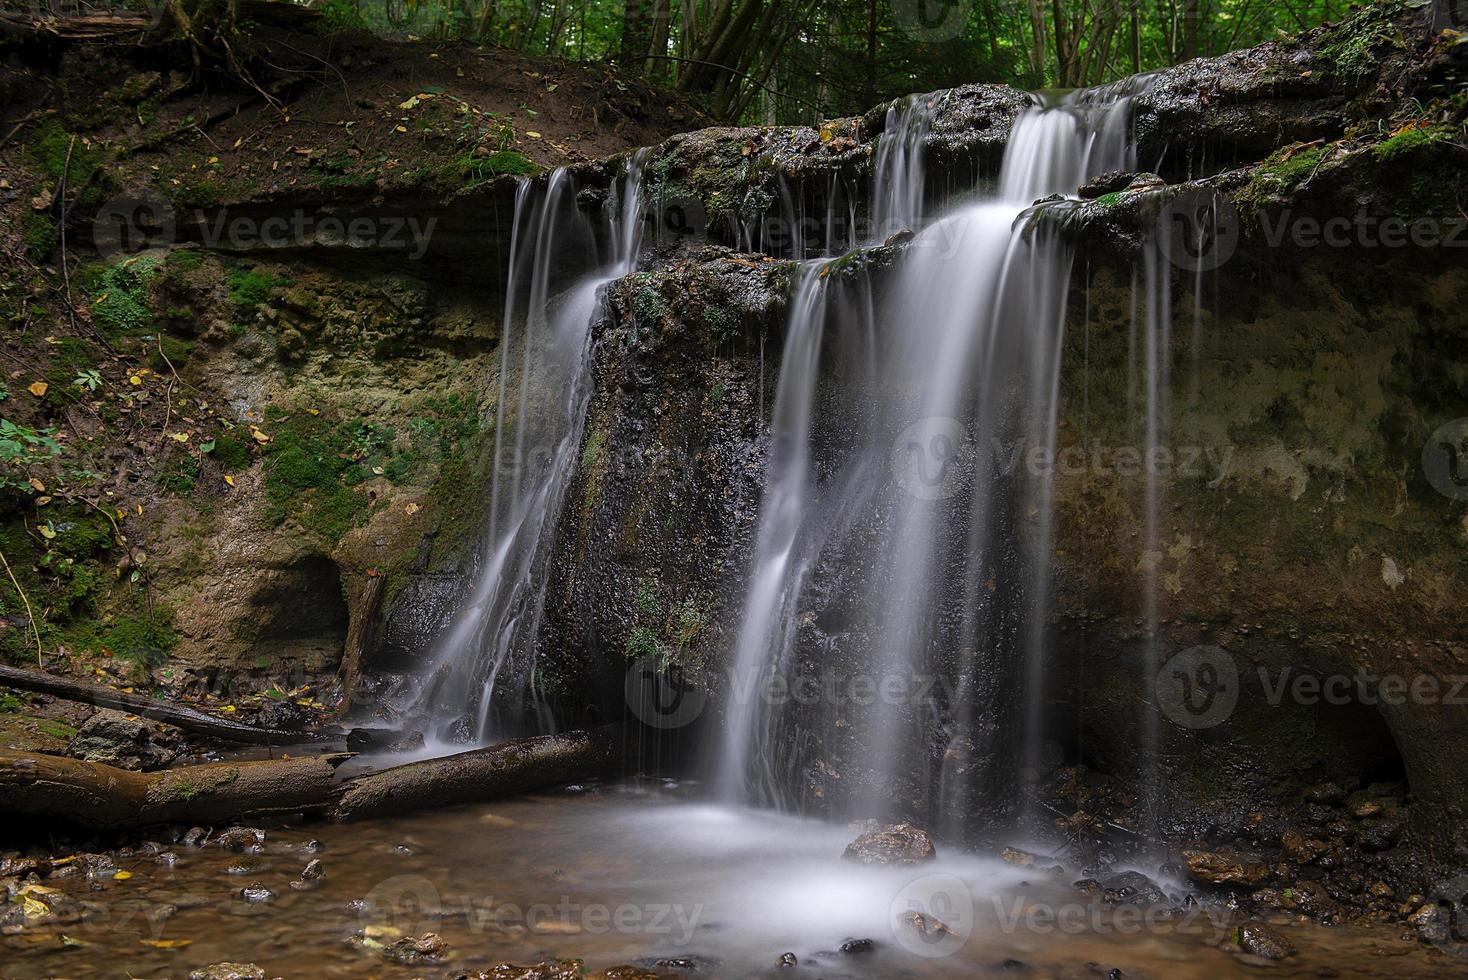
[73,369,102,392]
[0,419,64,493]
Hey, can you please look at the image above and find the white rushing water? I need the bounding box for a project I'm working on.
[719,82,1164,828]
[402,152,650,748]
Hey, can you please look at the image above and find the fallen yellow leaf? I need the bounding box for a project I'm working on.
[112,870,131,880]
[28,381,48,397]
[38,525,56,540]
[224,474,236,487]
[130,375,142,386]
[404,502,420,515]
[168,432,189,442]
[140,938,192,949]
[249,426,271,444]
[28,478,45,492]
[526,131,542,138]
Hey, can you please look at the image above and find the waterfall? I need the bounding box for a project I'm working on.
[719,82,1159,827]
[402,152,650,747]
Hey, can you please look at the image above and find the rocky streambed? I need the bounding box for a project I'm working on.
[2,784,1461,978]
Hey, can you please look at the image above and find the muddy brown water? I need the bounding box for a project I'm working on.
[2,782,1458,978]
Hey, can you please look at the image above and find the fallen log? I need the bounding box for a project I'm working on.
[0,663,302,746]
[0,727,624,832]
[0,750,350,832]
[334,727,625,821]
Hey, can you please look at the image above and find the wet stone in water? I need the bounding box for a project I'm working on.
[240,881,276,904]
[839,937,877,954]
[217,828,266,852]
[1236,922,1297,959]
[777,952,798,967]
[841,823,936,866]
[188,964,266,980]
[381,931,450,965]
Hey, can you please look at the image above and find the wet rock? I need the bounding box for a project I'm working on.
[223,861,258,876]
[1001,846,1038,866]
[182,827,209,847]
[381,931,449,965]
[347,727,425,753]
[1079,171,1138,198]
[66,708,175,770]
[1279,829,1327,865]
[288,857,325,890]
[1236,922,1297,959]
[1303,782,1346,805]
[189,965,266,980]
[842,823,936,866]
[898,909,955,940]
[1351,800,1383,819]
[839,937,876,954]
[156,852,178,867]
[1184,849,1270,887]
[217,828,266,852]
[255,697,314,732]
[1099,871,1167,906]
[1123,172,1165,192]
[448,959,584,979]
[1357,818,1401,852]
[299,840,325,853]
[777,951,798,967]
[239,881,276,904]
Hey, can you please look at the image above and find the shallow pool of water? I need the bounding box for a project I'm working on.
[2,782,1453,978]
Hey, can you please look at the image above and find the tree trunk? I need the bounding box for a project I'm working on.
[0,663,301,746]
[0,750,349,832]
[0,727,625,832]
[335,727,624,821]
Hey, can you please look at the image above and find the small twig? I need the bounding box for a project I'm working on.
[57,135,80,336]
[0,108,58,151]
[0,546,44,664]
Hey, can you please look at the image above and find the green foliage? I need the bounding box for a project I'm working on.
[84,256,161,336]
[319,0,370,32]
[99,603,178,666]
[22,213,58,262]
[261,410,371,541]
[226,266,281,317]
[207,431,254,471]
[1375,125,1454,162]
[0,693,22,713]
[633,579,661,618]
[0,419,64,493]
[158,451,200,494]
[624,624,664,663]
[703,304,739,342]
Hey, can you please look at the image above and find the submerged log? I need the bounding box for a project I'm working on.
[334,727,624,821]
[0,727,623,832]
[0,663,298,746]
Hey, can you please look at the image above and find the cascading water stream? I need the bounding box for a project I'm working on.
[719,82,1165,832]
[401,152,649,749]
